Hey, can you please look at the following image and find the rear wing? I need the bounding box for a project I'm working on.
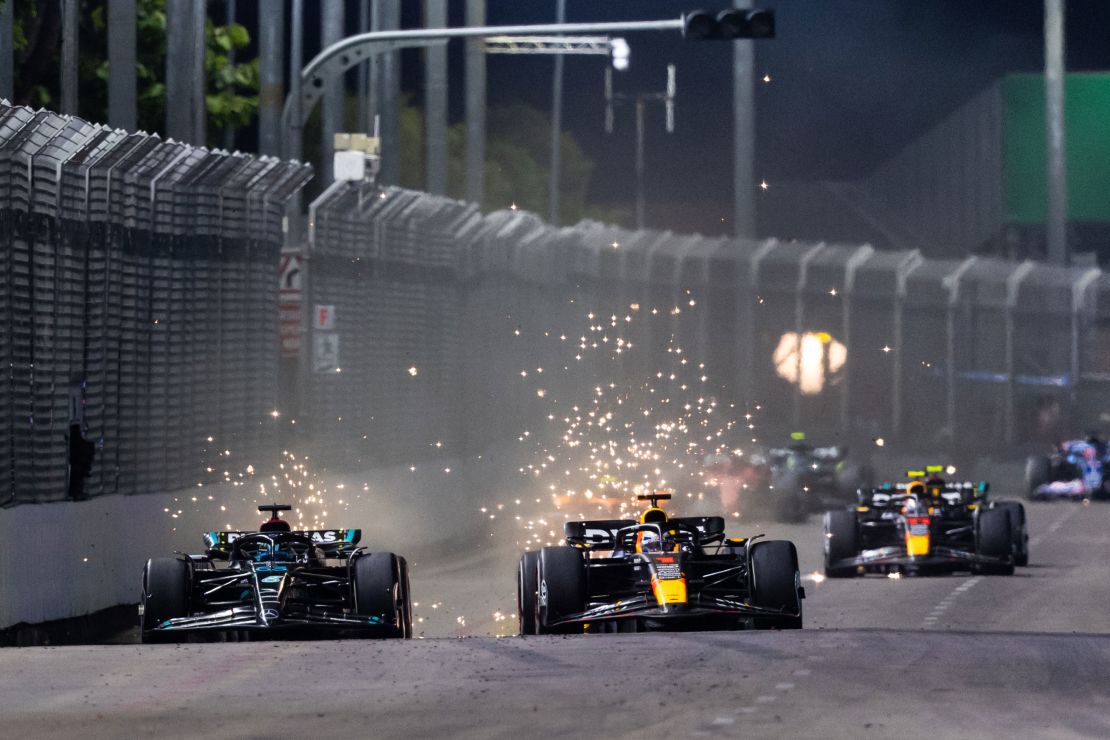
[203,529,361,557]
[564,517,725,549]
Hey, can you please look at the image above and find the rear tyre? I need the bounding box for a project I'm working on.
[975,508,1015,575]
[750,540,803,629]
[517,551,540,636]
[1025,456,1051,500]
[823,510,859,578]
[538,546,586,634]
[141,557,190,644]
[994,501,1028,566]
[353,552,408,637]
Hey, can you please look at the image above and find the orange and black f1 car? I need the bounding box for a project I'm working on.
[517,493,804,634]
[139,504,412,642]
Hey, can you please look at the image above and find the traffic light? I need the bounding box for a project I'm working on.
[609,37,630,71]
[682,9,775,40]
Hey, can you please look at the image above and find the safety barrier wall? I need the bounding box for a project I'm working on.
[308,181,1110,466]
[0,101,312,506]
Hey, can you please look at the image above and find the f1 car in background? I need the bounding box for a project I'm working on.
[706,433,873,522]
[1026,436,1110,501]
[140,504,413,642]
[823,468,1023,577]
[765,433,875,521]
[518,492,804,635]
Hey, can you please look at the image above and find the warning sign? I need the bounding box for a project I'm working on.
[279,252,305,357]
[313,305,336,330]
[279,254,304,302]
[313,333,340,373]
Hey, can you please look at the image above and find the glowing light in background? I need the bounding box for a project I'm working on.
[773,331,847,395]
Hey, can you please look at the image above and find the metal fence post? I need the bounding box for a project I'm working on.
[840,245,873,437]
[1003,261,1034,449]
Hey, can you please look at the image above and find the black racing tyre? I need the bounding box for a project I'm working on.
[141,557,190,643]
[396,556,414,638]
[823,510,859,578]
[538,546,586,634]
[353,552,408,637]
[749,540,803,629]
[975,508,1015,575]
[771,470,807,522]
[994,501,1028,566]
[1025,456,1051,500]
[517,551,540,636]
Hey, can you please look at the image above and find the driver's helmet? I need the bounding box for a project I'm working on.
[260,516,290,533]
[906,480,926,499]
[925,477,946,500]
[636,507,674,553]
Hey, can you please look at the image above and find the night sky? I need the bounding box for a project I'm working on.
[473,1,1110,232]
[282,1,1110,233]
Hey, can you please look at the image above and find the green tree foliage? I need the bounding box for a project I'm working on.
[8,0,257,144]
[398,100,597,224]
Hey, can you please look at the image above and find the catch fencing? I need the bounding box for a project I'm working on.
[307,180,1110,466]
[0,101,311,506]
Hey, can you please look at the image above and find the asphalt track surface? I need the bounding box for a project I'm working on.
[4,501,1110,739]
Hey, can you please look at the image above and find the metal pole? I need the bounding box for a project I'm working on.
[732,0,756,238]
[1045,0,1068,265]
[380,1,402,184]
[425,0,448,195]
[189,0,207,146]
[357,0,371,133]
[548,0,566,225]
[321,0,345,185]
[223,0,237,150]
[464,0,487,205]
[368,0,385,134]
[165,0,193,141]
[0,0,12,101]
[635,96,645,230]
[61,0,79,114]
[257,0,284,156]
[192,0,208,145]
[285,0,304,244]
[107,0,137,131]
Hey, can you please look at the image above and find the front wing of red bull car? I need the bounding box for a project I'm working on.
[517,496,804,634]
[139,505,413,642]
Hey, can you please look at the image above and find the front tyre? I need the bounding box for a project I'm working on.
[823,509,859,578]
[517,551,540,636]
[353,552,410,638]
[140,557,190,643]
[750,540,803,629]
[537,546,586,634]
[1025,456,1051,500]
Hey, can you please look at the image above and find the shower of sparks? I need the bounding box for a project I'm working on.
[483,297,759,550]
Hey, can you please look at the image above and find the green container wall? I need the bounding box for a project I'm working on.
[1003,72,1110,223]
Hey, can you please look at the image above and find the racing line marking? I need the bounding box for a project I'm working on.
[1028,507,1078,549]
[920,575,983,629]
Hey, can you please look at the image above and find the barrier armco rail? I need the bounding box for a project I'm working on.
[0,101,312,506]
[307,180,1110,465]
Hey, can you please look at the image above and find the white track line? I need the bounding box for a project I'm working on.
[1028,506,1079,548]
[920,575,983,629]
